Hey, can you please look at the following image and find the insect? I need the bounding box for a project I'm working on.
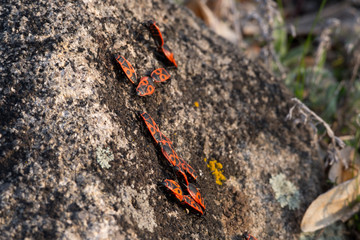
[159,141,181,167]
[161,179,204,215]
[114,55,137,84]
[151,68,171,83]
[159,131,173,146]
[140,112,162,143]
[160,44,178,68]
[187,183,205,210]
[140,112,204,214]
[136,68,171,97]
[141,112,198,182]
[161,179,183,202]
[144,20,164,48]
[136,76,156,96]
[173,165,189,186]
[242,232,258,240]
[142,20,178,68]
[183,195,204,215]
[179,158,198,182]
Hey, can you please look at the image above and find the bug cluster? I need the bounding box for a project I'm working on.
[114,20,177,96]
[112,19,260,238]
[113,20,204,215]
[140,112,205,215]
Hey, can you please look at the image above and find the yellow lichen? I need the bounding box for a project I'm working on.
[194,101,199,108]
[206,159,227,185]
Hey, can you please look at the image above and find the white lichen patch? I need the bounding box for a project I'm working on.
[96,147,114,169]
[270,173,300,210]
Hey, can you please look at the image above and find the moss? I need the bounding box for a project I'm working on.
[270,173,300,210]
[96,146,114,169]
[205,158,227,185]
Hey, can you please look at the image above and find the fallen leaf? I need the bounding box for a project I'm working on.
[328,146,359,184]
[185,0,238,43]
[301,174,360,232]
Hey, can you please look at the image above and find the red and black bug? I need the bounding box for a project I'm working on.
[179,158,198,182]
[173,166,189,186]
[136,76,156,96]
[161,179,204,215]
[171,167,204,210]
[160,44,178,68]
[159,131,173,146]
[242,232,258,240]
[161,179,184,202]
[140,112,162,143]
[159,141,181,167]
[145,20,164,48]
[183,195,204,215]
[140,112,204,215]
[187,183,205,210]
[151,68,171,83]
[136,68,171,97]
[140,112,198,182]
[114,55,137,84]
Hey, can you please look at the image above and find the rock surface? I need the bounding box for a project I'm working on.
[0,0,324,239]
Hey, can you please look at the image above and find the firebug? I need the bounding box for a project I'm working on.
[145,20,164,48]
[161,179,184,202]
[150,68,171,83]
[173,166,189,186]
[179,158,198,182]
[160,44,177,68]
[187,183,205,210]
[140,112,162,143]
[183,195,203,215]
[159,141,181,167]
[136,76,156,96]
[114,54,137,84]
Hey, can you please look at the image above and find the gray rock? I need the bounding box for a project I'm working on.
[0,0,324,239]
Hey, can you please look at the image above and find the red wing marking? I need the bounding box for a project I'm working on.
[146,20,164,48]
[160,44,177,68]
[151,68,171,83]
[183,195,203,215]
[187,183,205,210]
[136,76,155,96]
[161,179,184,202]
[140,112,162,143]
[179,158,198,182]
[159,132,173,146]
[114,55,137,84]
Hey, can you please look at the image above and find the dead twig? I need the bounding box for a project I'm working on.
[286,98,346,167]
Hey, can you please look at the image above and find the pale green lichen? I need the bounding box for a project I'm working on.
[96,146,114,169]
[270,173,300,210]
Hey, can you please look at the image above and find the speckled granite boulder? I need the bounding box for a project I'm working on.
[0,0,324,239]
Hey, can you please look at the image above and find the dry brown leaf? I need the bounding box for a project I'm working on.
[328,146,359,184]
[185,0,238,43]
[186,0,212,26]
[301,174,360,232]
